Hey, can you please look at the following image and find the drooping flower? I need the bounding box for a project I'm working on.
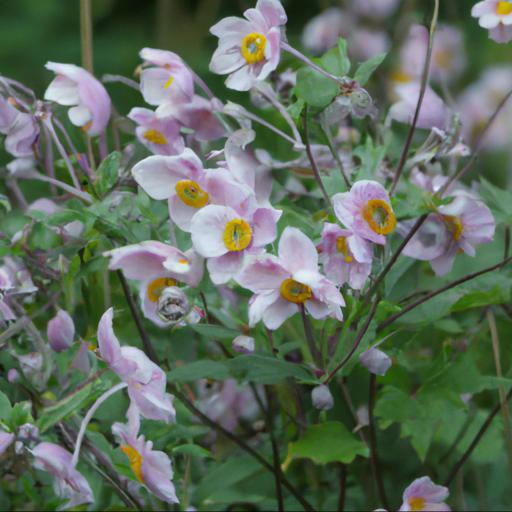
[472,1,512,43]
[44,62,111,136]
[359,347,392,376]
[47,309,75,352]
[399,476,450,511]
[112,405,179,504]
[317,223,373,290]
[0,96,39,157]
[97,308,176,422]
[209,0,287,91]
[190,191,281,284]
[301,8,350,55]
[104,241,203,327]
[32,442,94,510]
[128,107,184,156]
[237,227,345,330]
[333,180,396,245]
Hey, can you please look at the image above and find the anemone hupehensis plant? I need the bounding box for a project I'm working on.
[1,0,512,510]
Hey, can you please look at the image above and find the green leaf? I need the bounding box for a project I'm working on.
[287,97,305,123]
[190,324,240,340]
[167,360,230,382]
[450,283,510,312]
[0,194,11,212]
[354,52,387,86]
[9,402,34,429]
[353,136,387,180]
[97,151,121,195]
[321,39,350,76]
[295,67,338,108]
[289,421,368,465]
[228,354,313,384]
[172,443,212,459]
[479,177,512,225]
[0,391,12,421]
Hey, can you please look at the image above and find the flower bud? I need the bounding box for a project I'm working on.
[157,286,190,325]
[7,368,19,383]
[232,335,255,354]
[359,347,392,376]
[311,384,334,411]
[47,309,75,352]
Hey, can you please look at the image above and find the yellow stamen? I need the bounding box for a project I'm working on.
[147,277,177,303]
[143,129,167,145]
[120,445,144,484]
[164,75,174,89]
[241,32,267,64]
[175,179,209,208]
[223,218,252,252]
[87,343,97,352]
[280,278,312,304]
[497,1,512,15]
[336,236,353,263]
[362,199,396,235]
[408,497,426,511]
[443,215,464,241]
[81,120,93,133]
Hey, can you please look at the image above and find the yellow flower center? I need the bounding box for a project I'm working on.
[147,277,177,303]
[497,1,512,15]
[143,129,167,145]
[81,120,93,133]
[362,199,396,236]
[175,179,209,208]
[408,497,426,511]
[391,70,412,84]
[223,218,252,252]
[121,445,145,484]
[443,215,464,241]
[280,278,312,304]
[164,75,174,89]
[241,32,267,64]
[336,236,353,263]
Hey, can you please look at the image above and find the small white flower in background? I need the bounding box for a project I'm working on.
[232,335,255,354]
[311,385,334,411]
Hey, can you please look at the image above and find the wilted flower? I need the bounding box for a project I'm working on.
[237,227,345,329]
[0,96,39,157]
[32,442,94,510]
[156,286,191,325]
[47,309,75,352]
[209,0,287,91]
[399,476,450,511]
[359,347,392,376]
[323,82,378,123]
[301,8,350,55]
[232,335,255,354]
[113,405,179,504]
[317,223,373,290]
[471,1,512,43]
[333,180,396,245]
[311,384,334,411]
[44,62,111,136]
[98,308,176,422]
[128,107,184,156]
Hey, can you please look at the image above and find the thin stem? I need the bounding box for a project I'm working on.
[487,309,512,472]
[42,125,57,195]
[71,382,128,467]
[303,106,332,208]
[116,270,159,364]
[319,122,351,189]
[300,304,323,368]
[389,0,439,195]
[377,257,512,332]
[368,374,389,510]
[102,74,140,91]
[337,464,347,512]
[80,0,94,73]
[323,298,379,384]
[444,386,512,487]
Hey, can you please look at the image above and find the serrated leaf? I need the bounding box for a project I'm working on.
[354,52,387,86]
[295,67,338,108]
[289,421,368,465]
[321,40,350,76]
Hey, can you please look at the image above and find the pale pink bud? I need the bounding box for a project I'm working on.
[47,309,75,352]
[311,384,334,411]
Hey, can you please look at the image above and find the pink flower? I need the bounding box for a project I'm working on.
[399,476,450,511]
[128,107,184,156]
[44,62,111,136]
[237,227,345,329]
[333,180,396,245]
[32,442,94,510]
[0,432,15,456]
[209,0,287,91]
[353,0,399,19]
[97,308,176,422]
[359,347,392,376]
[105,241,203,327]
[47,309,75,352]
[317,223,373,290]
[112,405,179,504]
[389,83,448,130]
[349,29,390,62]
[190,190,281,284]
[0,96,39,157]
[472,1,512,43]
[403,194,495,276]
[132,148,254,232]
[301,8,351,55]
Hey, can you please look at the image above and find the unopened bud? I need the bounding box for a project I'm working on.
[47,309,75,352]
[359,347,392,376]
[157,286,190,325]
[312,384,334,411]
